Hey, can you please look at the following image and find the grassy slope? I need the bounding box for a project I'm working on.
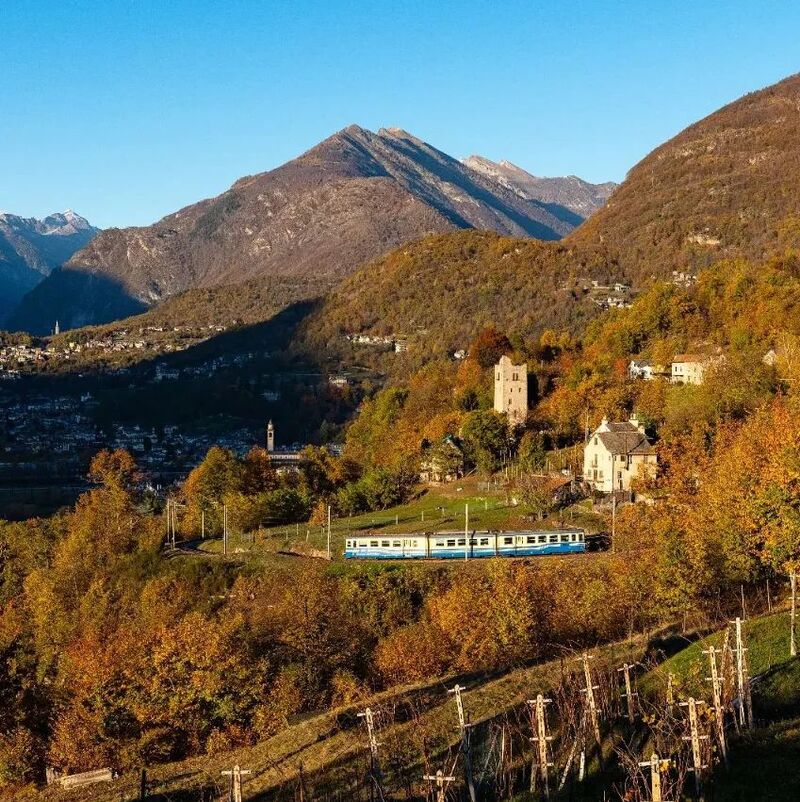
[192,478,605,562]
[640,611,800,717]
[38,636,645,802]
[639,611,800,802]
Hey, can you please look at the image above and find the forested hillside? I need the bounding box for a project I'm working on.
[297,230,615,372]
[570,72,800,278]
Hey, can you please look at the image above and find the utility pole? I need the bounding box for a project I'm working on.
[578,652,601,748]
[527,693,553,798]
[791,571,797,658]
[221,765,251,802]
[201,509,205,540]
[223,504,228,556]
[423,769,455,802]
[327,504,332,560]
[448,684,477,802]
[611,494,617,554]
[617,663,637,723]
[358,707,384,802]
[637,753,671,802]
[680,697,708,797]
[731,617,752,728]
[464,503,469,562]
[703,645,728,767]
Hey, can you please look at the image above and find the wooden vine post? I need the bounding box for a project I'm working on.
[527,693,553,798]
[578,652,602,747]
[679,697,709,797]
[423,769,455,802]
[791,571,797,658]
[448,684,477,802]
[221,765,251,802]
[703,645,728,767]
[617,662,637,723]
[637,753,672,802]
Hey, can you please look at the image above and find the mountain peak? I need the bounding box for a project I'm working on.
[10,125,582,333]
[463,155,616,219]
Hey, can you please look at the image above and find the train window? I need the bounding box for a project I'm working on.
[458,538,466,546]
[527,536,536,544]
[549,534,558,543]
[503,537,513,545]
[447,539,456,547]
[381,540,390,547]
[570,533,576,542]
[435,541,445,547]
[538,535,547,543]
[413,540,418,547]
[393,540,402,548]
[479,538,489,546]
[469,538,478,545]
[370,541,378,547]
[578,533,584,542]
[561,534,569,542]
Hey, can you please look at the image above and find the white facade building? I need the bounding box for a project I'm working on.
[583,414,657,493]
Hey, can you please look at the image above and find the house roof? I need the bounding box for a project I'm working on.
[673,353,710,364]
[596,428,656,456]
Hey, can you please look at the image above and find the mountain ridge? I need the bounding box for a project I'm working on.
[8,125,602,334]
[462,155,617,220]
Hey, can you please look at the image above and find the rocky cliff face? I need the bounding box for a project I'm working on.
[10,126,579,333]
[0,210,98,319]
[462,155,616,221]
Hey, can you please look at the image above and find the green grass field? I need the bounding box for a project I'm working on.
[639,611,800,719]
[636,611,800,801]
[188,477,605,562]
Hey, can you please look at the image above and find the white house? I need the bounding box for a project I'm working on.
[671,353,719,385]
[628,360,669,381]
[583,415,657,493]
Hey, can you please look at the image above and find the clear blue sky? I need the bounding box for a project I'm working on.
[2,1,800,229]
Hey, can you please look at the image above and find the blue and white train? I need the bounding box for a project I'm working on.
[343,529,586,560]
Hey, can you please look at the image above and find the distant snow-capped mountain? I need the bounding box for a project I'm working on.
[0,210,99,321]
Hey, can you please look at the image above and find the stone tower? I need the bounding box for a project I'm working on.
[493,355,528,426]
[266,420,275,453]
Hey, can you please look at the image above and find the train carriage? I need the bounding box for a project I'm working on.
[343,529,585,559]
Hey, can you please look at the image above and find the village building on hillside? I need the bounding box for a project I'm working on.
[419,435,465,483]
[670,353,719,385]
[494,355,528,426]
[583,414,657,493]
[628,360,669,381]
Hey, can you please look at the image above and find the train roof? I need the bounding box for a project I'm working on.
[351,527,585,538]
